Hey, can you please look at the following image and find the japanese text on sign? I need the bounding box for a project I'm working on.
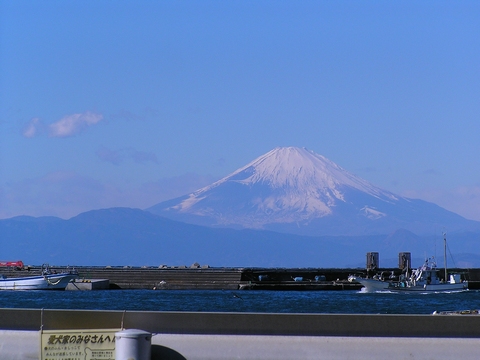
[41,329,120,360]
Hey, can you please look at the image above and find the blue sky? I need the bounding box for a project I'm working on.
[1,1,479,221]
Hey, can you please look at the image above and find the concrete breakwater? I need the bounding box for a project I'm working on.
[2,265,479,290]
[0,266,363,290]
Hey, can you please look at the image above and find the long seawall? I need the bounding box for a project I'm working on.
[1,308,480,359]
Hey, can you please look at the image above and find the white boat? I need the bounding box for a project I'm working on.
[0,264,78,290]
[387,257,467,292]
[349,233,468,293]
[348,274,391,292]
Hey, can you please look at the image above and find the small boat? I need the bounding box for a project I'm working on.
[0,264,78,290]
[348,273,391,292]
[349,233,468,293]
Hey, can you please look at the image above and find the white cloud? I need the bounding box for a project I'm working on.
[22,118,43,138]
[49,111,103,137]
[22,111,104,138]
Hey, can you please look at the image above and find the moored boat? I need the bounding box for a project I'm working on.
[349,233,468,293]
[348,274,391,292]
[0,264,78,290]
[387,257,467,292]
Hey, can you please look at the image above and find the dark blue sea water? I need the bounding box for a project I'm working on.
[1,289,479,314]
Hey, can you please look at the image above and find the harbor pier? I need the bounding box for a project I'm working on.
[2,265,479,290]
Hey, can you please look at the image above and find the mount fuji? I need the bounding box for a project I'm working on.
[3,147,480,267]
[148,147,480,237]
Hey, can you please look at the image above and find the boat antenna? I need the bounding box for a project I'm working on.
[443,231,447,282]
[447,241,457,268]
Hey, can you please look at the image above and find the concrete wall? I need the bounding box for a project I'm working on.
[1,309,480,359]
[3,331,480,360]
[150,334,480,360]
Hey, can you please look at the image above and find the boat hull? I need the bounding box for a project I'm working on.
[0,273,78,290]
[349,276,391,292]
[350,276,468,293]
[388,282,468,293]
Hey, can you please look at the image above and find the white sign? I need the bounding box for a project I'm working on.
[40,329,120,360]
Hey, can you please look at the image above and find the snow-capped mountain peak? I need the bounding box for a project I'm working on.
[179,147,396,210]
[226,147,393,196]
[158,147,397,226]
[148,147,477,236]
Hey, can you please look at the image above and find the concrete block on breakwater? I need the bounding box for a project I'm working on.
[66,278,110,291]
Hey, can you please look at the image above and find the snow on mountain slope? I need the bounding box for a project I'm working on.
[150,147,396,227]
[228,147,395,199]
[147,147,480,235]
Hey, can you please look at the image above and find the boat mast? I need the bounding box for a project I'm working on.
[443,232,447,282]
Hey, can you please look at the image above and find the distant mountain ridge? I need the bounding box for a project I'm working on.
[2,207,479,268]
[148,147,480,236]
